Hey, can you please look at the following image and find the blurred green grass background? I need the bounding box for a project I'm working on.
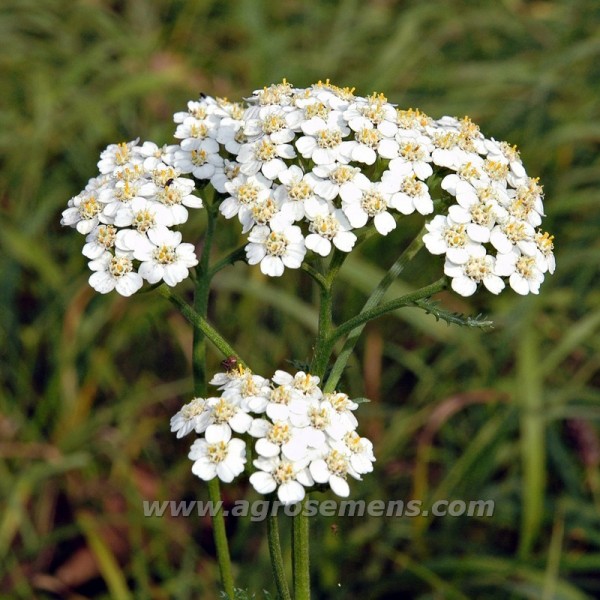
[1,0,600,598]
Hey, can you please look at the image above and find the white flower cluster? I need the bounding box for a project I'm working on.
[170,79,555,293]
[61,140,202,295]
[170,366,375,505]
[63,79,555,298]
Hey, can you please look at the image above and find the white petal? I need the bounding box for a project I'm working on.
[278,481,305,505]
[374,211,396,235]
[309,459,330,483]
[451,275,477,297]
[329,475,350,497]
[249,471,277,494]
[191,459,216,481]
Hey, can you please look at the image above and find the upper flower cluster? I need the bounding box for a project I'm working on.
[170,366,375,505]
[61,141,202,295]
[171,79,555,294]
[62,79,555,297]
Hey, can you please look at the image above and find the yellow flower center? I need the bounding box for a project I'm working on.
[330,165,358,185]
[361,191,386,216]
[483,159,509,181]
[398,141,425,162]
[251,199,277,224]
[516,256,536,279]
[255,139,277,162]
[443,224,467,248]
[304,102,330,120]
[310,215,339,240]
[191,149,208,166]
[181,398,207,419]
[309,406,330,430]
[343,431,363,453]
[133,209,156,232]
[109,256,133,278]
[79,197,101,220]
[535,231,554,256]
[267,423,292,445]
[325,450,349,478]
[274,461,296,484]
[265,232,288,257]
[207,441,228,464]
[400,175,425,197]
[189,122,209,139]
[316,129,342,149]
[288,180,312,202]
[270,386,291,405]
[97,225,117,248]
[356,128,381,149]
[212,398,237,424]
[153,244,176,265]
[465,256,492,282]
[262,114,287,135]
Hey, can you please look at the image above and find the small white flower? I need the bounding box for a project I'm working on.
[495,249,545,295]
[250,456,313,505]
[274,166,326,222]
[220,173,271,221]
[61,190,108,235]
[272,371,322,401]
[97,140,139,174]
[170,397,211,438]
[189,429,246,483]
[82,224,118,259]
[173,138,224,180]
[203,397,254,443]
[423,215,484,264]
[489,218,536,256]
[380,168,433,215]
[237,137,295,180]
[245,223,306,277]
[312,163,361,202]
[340,176,395,235]
[310,449,352,498]
[113,197,169,233]
[446,183,508,244]
[305,209,357,257]
[88,251,143,297]
[132,226,198,286]
[385,135,434,179]
[534,230,556,275]
[325,392,359,437]
[337,431,375,475]
[255,421,308,461]
[444,254,505,297]
[295,113,353,165]
[222,372,271,413]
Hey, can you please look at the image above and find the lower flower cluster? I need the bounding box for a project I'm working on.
[170,367,375,505]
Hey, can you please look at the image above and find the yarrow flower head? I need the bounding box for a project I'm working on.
[171,367,375,504]
[61,140,202,295]
[63,79,554,296]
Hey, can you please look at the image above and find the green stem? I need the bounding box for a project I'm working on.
[293,498,310,600]
[207,478,235,599]
[323,277,447,392]
[158,286,246,367]
[268,511,292,600]
[322,228,428,393]
[309,281,333,378]
[209,245,247,278]
[193,206,217,395]
[330,277,448,345]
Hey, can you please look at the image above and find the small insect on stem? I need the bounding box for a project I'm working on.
[221,356,238,372]
[165,178,174,187]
